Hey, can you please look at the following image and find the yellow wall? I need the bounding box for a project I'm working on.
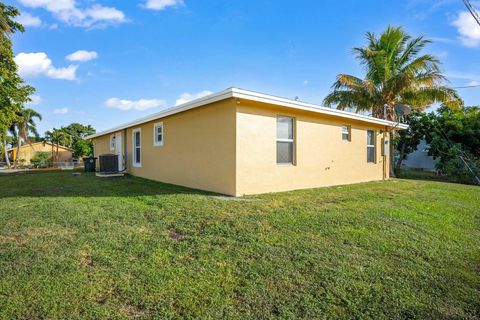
[235,101,390,196]
[93,99,237,195]
[13,142,72,163]
[92,98,393,197]
[92,134,112,166]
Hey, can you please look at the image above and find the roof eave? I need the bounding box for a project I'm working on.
[85,87,409,139]
[85,88,235,139]
[230,88,408,129]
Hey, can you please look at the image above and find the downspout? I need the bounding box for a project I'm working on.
[123,128,127,172]
[383,128,388,180]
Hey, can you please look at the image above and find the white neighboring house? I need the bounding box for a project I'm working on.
[401,139,439,171]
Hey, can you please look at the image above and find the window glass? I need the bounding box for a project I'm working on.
[135,132,140,146]
[342,125,350,141]
[367,130,375,163]
[135,146,141,163]
[277,117,294,140]
[367,130,375,145]
[276,116,295,164]
[277,141,294,164]
[154,123,163,145]
[133,130,141,165]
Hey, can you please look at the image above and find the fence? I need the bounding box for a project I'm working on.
[0,162,84,170]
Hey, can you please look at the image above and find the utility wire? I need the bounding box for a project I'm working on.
[463,0,480,27]
[451,84,480,89]
[430,119,480,184]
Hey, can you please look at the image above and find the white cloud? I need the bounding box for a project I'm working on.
[144,0,185,10]
[53,107,69,114]
[66,50,98,62]
[84,5,126,24]
[27,95,42,106]
[303,80,309,86]
[452,10,480,47]
[15,52,78,80]
[446,70,480,86]
[446,70,480,81]
[175,90,213,106]
[17,0,126,28]
[17,12,42,27]
[105,98,166,111]
[433,50,448,58]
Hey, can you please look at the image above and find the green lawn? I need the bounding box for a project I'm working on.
[0,171,479,319]
[395,168,455,183]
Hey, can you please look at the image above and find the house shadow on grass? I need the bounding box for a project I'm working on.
[0,170,218,198]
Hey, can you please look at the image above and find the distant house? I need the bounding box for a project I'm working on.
[7,142,73,164]
[86,88,408,196]
[401,139,439,172]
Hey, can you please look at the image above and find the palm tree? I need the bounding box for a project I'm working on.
[47,129,72,162]
[9,108,42,167]
[323,26,462,177]
[43,130,57,164]
[323,26,462,120]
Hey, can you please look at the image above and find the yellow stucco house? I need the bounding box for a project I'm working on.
[86,88,408,196]
[8,142,73,164]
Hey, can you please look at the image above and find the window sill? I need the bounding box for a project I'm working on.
[277,163,296,167]
[153,143,164,147]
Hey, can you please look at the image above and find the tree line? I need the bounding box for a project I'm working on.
[5,122,96,167]
[0,3,95,168]
[395,106,479,183]
[0,3,35,167]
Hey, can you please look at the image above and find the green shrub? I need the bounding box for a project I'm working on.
[439,156,480,184]
[30,152,51,168]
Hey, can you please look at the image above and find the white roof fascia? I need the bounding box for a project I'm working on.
[85,88,234,139]
[86,87,408,139]
[231,88,408,129]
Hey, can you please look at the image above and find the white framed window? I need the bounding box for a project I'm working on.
[153,122,164,147]
[109,134,115,151]
[367,130,376,163]
[276,116,295,165]
[132,128,141,167]
[342,125,351,141]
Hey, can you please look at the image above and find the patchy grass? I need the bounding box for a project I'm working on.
[0,171,479,319]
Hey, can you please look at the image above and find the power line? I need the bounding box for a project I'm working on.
[451,84,480,89]
[429,119,480,184]
[462,0,480,27]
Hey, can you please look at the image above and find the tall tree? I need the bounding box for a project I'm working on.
[323,26,462,176]
[57,123,95,157]
[43,130,55,161]
[0,3,24,37]
[46,129,72,162]
[60,123,95,141]
[9,108,42,166]
[393,111,434,169]
[0,3,35,167]
[426,105,480,183]
[323,26,462,120]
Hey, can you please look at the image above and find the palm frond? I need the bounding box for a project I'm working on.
[324,25,460,120]
[401,86,463,109]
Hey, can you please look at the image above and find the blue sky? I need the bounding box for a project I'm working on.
[5,0,480,134]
